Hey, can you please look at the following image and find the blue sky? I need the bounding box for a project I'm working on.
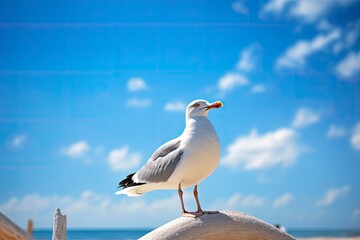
[0,0,360,229]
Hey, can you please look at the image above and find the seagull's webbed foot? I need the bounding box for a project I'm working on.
[182,211,204,218]
[193,185,220,216]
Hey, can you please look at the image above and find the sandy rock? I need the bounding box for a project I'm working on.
[140,210,295,240]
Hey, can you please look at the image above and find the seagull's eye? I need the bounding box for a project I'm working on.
[192,103,200,108]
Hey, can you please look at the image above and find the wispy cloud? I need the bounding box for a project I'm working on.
[11,135,27,148]
[127,77,148,92]
[273,193,294,208]
[289,1,334,23]
[125,98,152,108]
[108,146,141,171]
[0,193,51,214]
[215,44,265,95]
[263,0,359,81]
[335,50,360,79]
[164,101,186,112]
[218,73,249,93]
[212,193,264,210]
[261,0,289,15]
[327,124,346,138]
[317,20,333,31]
[222,128,300,170]
[292,108,320,129]
[232,0,248,14]
[350,122,360,151]
[236,44,260,72]
[60,141,90,159]
[251,84,266,93]
[261,0,357,23]
[0,190,190,228]
[316,186,350,207]
[333,20,360,54]
[277,29,340,69]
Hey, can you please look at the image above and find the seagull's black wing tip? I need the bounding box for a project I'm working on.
[118,172,145,189]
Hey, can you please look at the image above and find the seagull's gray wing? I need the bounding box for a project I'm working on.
[150,138,181,161]
[134,138,183,183]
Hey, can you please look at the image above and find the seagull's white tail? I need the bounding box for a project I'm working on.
[115,186,143,197]
[116,182,179,197]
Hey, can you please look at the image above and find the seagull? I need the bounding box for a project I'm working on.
[116,99,223,217]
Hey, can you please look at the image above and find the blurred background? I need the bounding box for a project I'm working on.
[0,0,359,237]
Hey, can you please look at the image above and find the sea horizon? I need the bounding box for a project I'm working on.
[33,227,360,239]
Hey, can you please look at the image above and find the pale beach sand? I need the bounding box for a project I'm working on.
[300,238,360,240]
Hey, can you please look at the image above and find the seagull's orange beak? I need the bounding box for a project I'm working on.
[206,101,224,110]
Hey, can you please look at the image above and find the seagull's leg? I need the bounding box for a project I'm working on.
[194,185,219,215]
[193,185,203,213]
[178,183,203,218]
[178,183,187,214]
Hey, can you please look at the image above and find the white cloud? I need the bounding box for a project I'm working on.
[232,0,248,14]
[11,135,27,147]
[334,20,360,54]
[345,20,360,49]
[273,193,294,208]
[127,77,148,92]
[60,141,90,159]
[0,194,50,213]
[125,98,152,108]
[333,42,343,55]
[335,50,360,79]
[277,29,341,69]
[350,122,360,151]
[236,45,260,72]
[292,108,320,129]
[164,101,186,112]
[317,20,333,31]
[222,128,300,170]
[261,0,357,23]
[316,186,350,207]
[261,0,289,15]
[0,190,190,228]
[108,146,141,171]
[251,84,266,93]
[218,73,249,92]
[212,193,264,210]
[290,1,333,23]
[327,125,346,138]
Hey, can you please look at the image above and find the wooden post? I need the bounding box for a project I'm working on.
[27,219,33,236]
[52,208,66,240]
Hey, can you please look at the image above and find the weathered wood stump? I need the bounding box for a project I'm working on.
[140,210,295,240]
[52,208,67,240]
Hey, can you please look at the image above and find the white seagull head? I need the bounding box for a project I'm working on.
[186,99,223,118]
